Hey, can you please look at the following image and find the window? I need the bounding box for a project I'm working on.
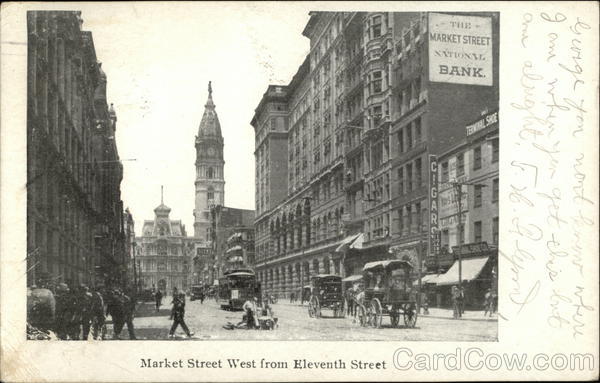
[415,158,422,188]
[371,71,382,94]
[406,163,413,191]
[474,185,483,207]
[207,167,214,179]
[398,167,404,195]
[456,153,464,177]
[492,178,499,202]
[414,117,422,143]
[492,217,499,244]
[441,162,449,183]
[441,229,449,248]
[398,130,404,153]
[473,146,482,170]
[474,221,482,243]
[492,139,499,163]
[372,16,382,38]
[406,125,413,149]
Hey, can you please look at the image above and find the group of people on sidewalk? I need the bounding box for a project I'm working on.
[28,283,137,340]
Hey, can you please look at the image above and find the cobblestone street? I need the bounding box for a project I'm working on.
[106,297,497,341]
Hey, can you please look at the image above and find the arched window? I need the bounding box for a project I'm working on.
[207,167,214,179]
[207,186,214,201]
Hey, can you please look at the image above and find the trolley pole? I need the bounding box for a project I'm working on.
[417,237,423,314]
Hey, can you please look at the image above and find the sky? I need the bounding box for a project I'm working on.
[77,3,312,235]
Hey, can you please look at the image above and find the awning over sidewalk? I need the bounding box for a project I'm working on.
[413,273,441,286]
[349,233,365,249]
[226,245,242,253]
[335,233,362,252]
[435,256,489,286]
[342,274,363,282]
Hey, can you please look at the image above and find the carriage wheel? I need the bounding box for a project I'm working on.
[403,303,418,328]
[357,304,368,327]
[370,299,383,328]
[308,297,315,318]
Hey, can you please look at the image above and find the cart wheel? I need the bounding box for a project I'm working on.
[390,312,400,328]
[403,303,418,328]
[314,296,321,318]
[370,299,383,328]
[308,296,315,318]
[357,304,367,327]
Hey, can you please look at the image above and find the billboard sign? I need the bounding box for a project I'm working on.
[428,155,440,256]
[429,13,493,86]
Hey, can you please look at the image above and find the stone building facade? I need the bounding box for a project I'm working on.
[136,196,192,293]
[194,82,225,242]
[252,12,499,298]
[26,11,126,289]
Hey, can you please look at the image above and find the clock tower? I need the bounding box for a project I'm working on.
[194,81,225,240]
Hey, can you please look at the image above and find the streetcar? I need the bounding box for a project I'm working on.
[356,260,418,328]
[217,268,261,310]
[307,274,345,318]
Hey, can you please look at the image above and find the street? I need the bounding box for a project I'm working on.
[107,296,497,341]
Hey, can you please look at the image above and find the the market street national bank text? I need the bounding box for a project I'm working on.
[140,358,387,370]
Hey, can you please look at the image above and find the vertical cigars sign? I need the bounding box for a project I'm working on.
[428,12,493,86]
[428,155,440,257]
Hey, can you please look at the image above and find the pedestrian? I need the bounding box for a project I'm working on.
[258,299,277,330]
[121,289,137,340]
[289,292,295,304]
[451,285,460,319]
[241,297,259,329]
[107,289,125,339]
[458,286,465,317]
[79,285,94,340]
[199,290,205,304]
[484,288,492,317]
[54,283,70,340]
[91,288,106,340]
[66,285,81,340]
[169,292,193,338]
[345,286,355,317]
[154,289,163,312]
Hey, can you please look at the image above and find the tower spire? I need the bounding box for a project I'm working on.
[205,80,214,107]
[161,185,164,204]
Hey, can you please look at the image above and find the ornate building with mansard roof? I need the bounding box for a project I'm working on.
[136,189,192,293]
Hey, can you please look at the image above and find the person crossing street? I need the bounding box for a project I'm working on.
[169,292,193,338]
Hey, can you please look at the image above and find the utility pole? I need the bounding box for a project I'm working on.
[451,180,488,286]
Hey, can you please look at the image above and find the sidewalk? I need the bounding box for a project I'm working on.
[274,301,498,322]
[423,307,498,322]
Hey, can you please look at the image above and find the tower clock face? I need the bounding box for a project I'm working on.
[207,147,215,156]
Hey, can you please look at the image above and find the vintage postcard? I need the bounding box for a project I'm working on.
[1,1,598,382]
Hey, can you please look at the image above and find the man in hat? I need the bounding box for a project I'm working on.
[90,287,106,340]
[121,288,137,340]
[106,289,125,339]
[78,285,94,340]
[169,292,193,338]
[53,283,70,339]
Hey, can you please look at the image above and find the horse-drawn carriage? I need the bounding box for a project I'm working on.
[307,274,345,318]
[356,260,418,328]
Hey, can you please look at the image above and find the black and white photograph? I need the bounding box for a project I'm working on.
[24,8,499,342]
[1,2,598,382]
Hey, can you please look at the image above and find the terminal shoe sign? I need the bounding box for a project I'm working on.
[428,13,493,86]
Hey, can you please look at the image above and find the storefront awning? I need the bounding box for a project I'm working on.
[226,245,242,253]
[435,256,489,286]
[335,233,362,252]
[349,233,365,249]
[342,274,363,282]
[413,274,441,286]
